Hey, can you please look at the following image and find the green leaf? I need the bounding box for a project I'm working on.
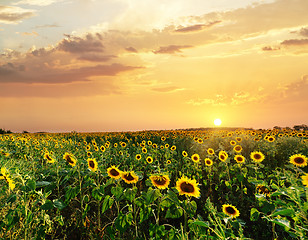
[102,195,114,214]
[111,185,124,201]
[272,218,290,230]
[36,181,52,188]
[26,179,36,191]
[6,194,17,204]
[53,199,66,210]
[145,187,161,205]
[165,205,183,219]
[271,208,295,217]
[250,208,260,221]
[41,200,54,210]
[124,186,138,202]
[190,220,209,228]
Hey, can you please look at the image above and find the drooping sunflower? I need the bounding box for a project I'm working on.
[222,204,240,218]
[182,151,188,157]
[219,150,228,162]
[207,148,215,155]
[301,173,308,187]
[234,155,245,164]
[121,171,139,184]
[146,156,153,164]
[107,166,122,179]
[87,158,98,172]
[63,152,77,167]
[191,153,200,163]
[233,145,242,153]
[149,174,170,189]
[136,154,142,160]
[176,176,200,198]
[44,152,55,163]
[204,158,213,166]
[289,154,307,167]
[250,151,265,163]
[256,184,270,197]
[0,167,15,190]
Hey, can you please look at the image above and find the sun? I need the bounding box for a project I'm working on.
[214,118,222,126]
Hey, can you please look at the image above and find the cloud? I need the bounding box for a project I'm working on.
[281,38,308,46]
[125,47,138,53]
[151,86,184,93]
[175,21,221,33]
[78,54,117,62]
[34,23,61,28]
[153,45,193,54]
[0,5,35,24]
[57,33,104,53]
[13,0,65,7]
[0,62,142,84]
[280,75,308,102]
[19,31,39,36]
[299,27,308,37]
[262,46,280,51]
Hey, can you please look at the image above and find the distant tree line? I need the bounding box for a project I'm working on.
[0,128,12,134]
[273,124,308,131]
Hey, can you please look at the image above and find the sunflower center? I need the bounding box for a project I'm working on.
[110,169,119,176]
[180,182,195,193]
[206,160,211,165]
[254,154,261,159]
[65,155,74,164]
[294,157,304,164]
[89,160,95,168]
[46,155,52,161]
[153,176,167,185]
[226,206,236,215]
[124,173,135,181]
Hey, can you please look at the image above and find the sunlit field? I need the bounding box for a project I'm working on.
[1,128,308,239]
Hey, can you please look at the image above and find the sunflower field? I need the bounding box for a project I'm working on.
[0,128,308,239]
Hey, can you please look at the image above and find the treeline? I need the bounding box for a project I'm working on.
[0,128,12,134]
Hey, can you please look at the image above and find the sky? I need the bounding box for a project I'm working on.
[1,0,308,133]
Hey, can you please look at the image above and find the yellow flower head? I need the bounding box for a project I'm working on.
[289,154,307,167]
[191,153,200,163]
[222,204,240,218]
[176,176,200,198]
[149,174,170,189]
[87,158,98,172]
[250,151,265,163]
[107,166,122,179]
[63,152,77,167]
[121,171,139,184]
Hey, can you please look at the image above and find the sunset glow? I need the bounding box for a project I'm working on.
[1,0,308,132]
[214,119,222,126]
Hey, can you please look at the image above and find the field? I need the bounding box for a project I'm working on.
[0,128,308,239]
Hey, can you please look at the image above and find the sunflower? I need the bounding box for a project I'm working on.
[161,136,166,141]
[107,166,122,179]
[204,158,213,166]
[152,143,158,149]
[230,140,236,146]
[63,152,77,167]
[170,145,176,151]
[191,153,200,163]
[149,174,170,189]
[250,151,265,163]
[267,136,275,142]
[165,144,169,148]
[301,173,308,187]
[147,141,152,145]
[87,158,98,172]
[222,204,240,218]
[289,154,307,167]
[166,160,171,165]
[44,152,55,163]
[100,145,105,152]
[146,156,153,164]
[207,148,215,155]
[182,151,188,157]
[256,184,270,197]
[121,171,139,184]
[121,142,126,148]
[0,167,15,190]
[219,150,228,162]
[136,154,142,160]
[87,152,92,157]
[176,176,200,198]
[233,145,242,153]
[142,147,147,153]
[197,138,203,144]
[236,137,242,142]
[86,145,91,151]
[234,155,245,164]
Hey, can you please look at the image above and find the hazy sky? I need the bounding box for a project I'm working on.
[1,0,308,132]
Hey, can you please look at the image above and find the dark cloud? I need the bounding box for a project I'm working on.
[299,27,308,37]
[58,33,104,53]
[281,38,308,46]
[125,47,138,53]
[153,45,192,54]
[0,63,142,84]
[0,5,35,23]
[175,21,221,33]
[78,54,117,62]
[262,46,280,51]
